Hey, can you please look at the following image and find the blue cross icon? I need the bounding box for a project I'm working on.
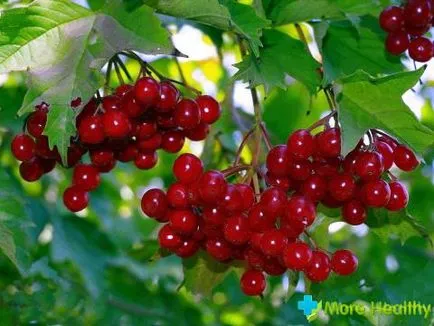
[297,295,318,316]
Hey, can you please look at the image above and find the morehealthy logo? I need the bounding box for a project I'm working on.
[297,295,433,322]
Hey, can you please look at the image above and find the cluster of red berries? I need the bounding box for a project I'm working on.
[11,77,220,212]
[380,0,434,62]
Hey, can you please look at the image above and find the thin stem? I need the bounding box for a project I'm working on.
[115,56,133,82]
[324,87,337,112]
[174,57,187,85]
[387,171,398,181]
[252,173,261,202]
[259,122,272,150]
[372,129,399,145]
[304,231,318,249]
[105,60,113,88]
[222,165,252,177]
[307,110,337,132]
[234,127,256,166]
[113,60,125,85]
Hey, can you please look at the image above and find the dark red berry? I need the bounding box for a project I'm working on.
[158,224,182,249]
[11,134,35,161]
[156,82,179,112]
[379,6,405,32]
[260,229,287,257]
[260,187,287,217]
[284,196,316,227]
[90,148,114,167]
[78,116,105,144]
[235,183,255,211]
[173,153,203,185]
[195,95,221,124]
[102,111,131,138]
[198,170,227,204]
[305,250,331,282]
[134,77,160,108]
[375,141,394,170]
[203,206,226,226]
[72,164,100,191]
[121,91,145,118]
[386,32,409,55]
[135,121,157,140]
[287,129,314,160]
[137,133,162,152]
[63,186,89,212]
[167,183,189,209]
[316,128,341,158]
[220,184,243,214]
[116,144,139,162]
[394,145,419,171]
[169,209,198,235]
[102,95,121,112]
[175,239,199,258]
[265,173,292,191]
[386,181,409,211]
[409,37,433,62]
[248,204,276,232]
[361,180,391,207]
[328,173,356,202]
[355,151,384,181]
[288,160,312,181]
[331,250,358,276]
[342,200,367,225]
[134,151,158,170]
[19,157,44,182]
[141,189,168,220]
[240,270,266,296]
[282,242,312,271]
[185,122,210,141]
[300,175,327,202]
[224,215,250,245]
[174,99,201,130]
[404,0,433,28]
[115,84,133,97]
[266,145,290,177]
[161,131,185,153]
[206,238,232,261]
[27,111,47,138]
[35,136,58,160]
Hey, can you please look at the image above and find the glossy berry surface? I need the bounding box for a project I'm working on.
[196,95,221,124]
[11,134,35,161]
[169,209,198,235]
[386,32,409,54]
[394,145,419,171]
[355,151,384,181]
[408,37,434,62]
[198,170,227,204]
[283,242,312,270]
[260,229,287,257]
[134,77,160,108]
[305,250,331,282]
[342,200,367,225]
[380,6,405,32]
[316,128,341,158]
[331,250,358,276]
[287,129,314,160]
[156,82,179,112]
[158,224,182,249]
[361,180,391,207]
[141,189,168,220]
[386,181,409,211]
[63,186,89,212]
[173,153,204,185]
[266,145,290,177]
[223,215,250,245]
[72,164,100,191]
[102,111,131,138]
[174,99,201,130]
[240,270,266,296]
[328,173,356,202]
[78,116,105,144]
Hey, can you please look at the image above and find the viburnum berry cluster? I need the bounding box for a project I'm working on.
[10,53,221,212]
[380,0,434,62]
[141,110,419,296]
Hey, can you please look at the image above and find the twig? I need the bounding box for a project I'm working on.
[174,57,187,85]
[307,111,337,132]
[114,56,133,82]
[234,127,256,166]
[222,164,252,177]
[259,122,272,150]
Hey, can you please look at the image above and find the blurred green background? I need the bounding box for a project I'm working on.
[1,0,434,325]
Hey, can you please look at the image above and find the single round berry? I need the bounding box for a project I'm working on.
[63,186,89,212]
[196,95,221,124]
[280,218,305,239]
[137,133,162,152]
[78,116,105,144]
[343,150,360,175]
[235,183,255,211]
[361,180,391,207]
[328,173,356,202]
[27,111,47,138]
[288,160,312,181]
[260,229,287,257]
[355,151,384,181]
[72,164,100,191]
[102,95,121,112]
[331,250,358,276]
[158,224,182,250]
[205,238,232,261]
[173,153,204,185]
[134,151,158,170]
[386,181,409,211]
[161,131,185,153]
[265,173,292,191]
[223,215,250,245]
[394,145,419,171]
[282,242,312,271]
[316,128,341,158]
[305,250,331,282]
[266,145,290,177]
[203,206,226,226]
[156,82,179,112]
[175,239,199,258]
[169,209,198,235]
[167,183,189,209]
[284,195,316,227]
[220,184,243,214]
[260,187,287,217]
[240,270,266,296]
[300,175,327,202]
[263,256,286,276]
[120,91,145,118]
[102,111,131,139]
[198,170,227,204]
[248,203,276,232]
[174,99,201,130]
[380,6,405,32]
[386,32,409,55]
[135,121,157,140]
[11,134,35,161]
[134,77,161,108]
[375,141,394,170]
[409,37,433,62]
[19,157,44,182]
[342,200,367,225]
[141,189,168,220]
[404,0,433,28]
[287,129,314,160]
[185,122,210,141]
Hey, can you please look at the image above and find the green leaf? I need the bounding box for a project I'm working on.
[0,0,172,163]
[338,68,434,155]
[319,16,402,83]
[144,0,270,57]
[266,0,379,26]
[182,251,238,296]
[0,222,18,271]
[234,30,321,92]
[366,208,431,245]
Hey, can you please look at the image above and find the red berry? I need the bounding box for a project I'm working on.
[185,122,210,141]
[312,157,341,178]
[120,91,145,118]
[305,250,331,282]
[63,186,89,212]
[235,183,255,211]
[27,111,47,138]
[375,141,394,170]
[316,128,341,158]
[62,145,85,168]
[280,218,305,238]
[206,238,232,261]
[35,136,58,160]
[156,113,176,129]
[167,183,189,209]
[288,160,312,181]
[158,224,182,250]
[300,175,327,202]
[220,184,244,214]
[134,77,161,108]
[386,181,409,211]
[240,270,266,296]
[156,82,179,112]
[266,145,290,177]
[134,151,158,170]
[72,164,100,191]
[135,121,157,140]
[19,157,44,182]
[331,250,358,276]
[404,0,433,28]
[361,180,391,207]
[248,203,276,232]
[137,133,162,152]
[168,209,198,235]
[195,95,221,124]
[116,144,139,162]
[343,150,360,174]
[284,196,316,227]
[328,173,356,202]
[265,173,292,191]
[40,158,56,173]
[386,32,409,55]
[102,95,121,112]
[406,23,431,36]
[283,242,312,271]
[342,200,367,225]
[11,134,35,161]
[102,111,131,139]
[175,239,199,258]
[263,256,286,276]
[78,116,105,144]
[174,99,201,130]
[115,84,133,97]
[394,145,419,171]
[355,151,384,181]
[260,187,287,217]
[141,189,168,220]
[161,131,185,153]
[287,129,314,160]
[173,153,203,185]
[224,215,250,245]
[203,206,226,226]
[97,159,117,173]
[409,37,433,62]
[198,170,227,204]
[260,229,287,257]
[379,6,405,32]
[90,148,114,167]
[244,248,265,270]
